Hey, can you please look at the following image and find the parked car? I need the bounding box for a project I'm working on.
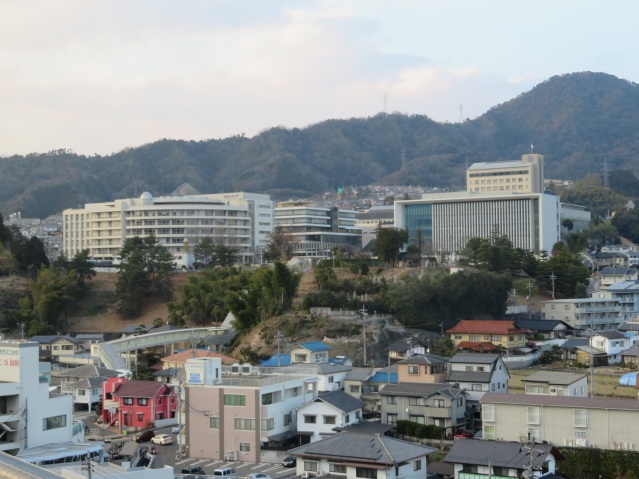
[151,434,173,445]
[172,424,183,434]
[247,474,271,479]
[453,430,474,439]
[282,456,297,468]
[182,467,205,475]
[213,467,236,479]
[134,430,156,443]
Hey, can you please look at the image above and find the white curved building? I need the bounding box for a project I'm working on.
[63,192,273,268]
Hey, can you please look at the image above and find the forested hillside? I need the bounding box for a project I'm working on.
[2,72,639,218]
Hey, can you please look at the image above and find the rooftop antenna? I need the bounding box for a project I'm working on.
[602,158,610,188]
[530,142,534,154]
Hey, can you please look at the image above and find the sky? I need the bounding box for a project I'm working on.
[1,0,637,156]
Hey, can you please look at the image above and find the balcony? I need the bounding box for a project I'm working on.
[422,406,452,418]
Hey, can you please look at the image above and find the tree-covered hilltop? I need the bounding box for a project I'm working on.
[2,72,639,218]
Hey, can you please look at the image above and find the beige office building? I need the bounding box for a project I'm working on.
[466,154,544,194]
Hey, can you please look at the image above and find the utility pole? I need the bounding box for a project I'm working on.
[526,280,534,319]
[360,305,368,366]
[82,455,94,479]
[274,330,283,367]
[549,272,557,300]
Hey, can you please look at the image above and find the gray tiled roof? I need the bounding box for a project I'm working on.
[284,362,352,374]
[521,371,587,385]
[299,390,365,413]
[446,371,492,383]
[559,338,589,350]
[449,353,500,364]
[481,392,639,410]
[594,331,626,340]
[344,368,375,381]
[444,439,555,469]
[514,319,572,332]
[53,364,120,379]
[287,432,435,464]
[379,382,464,399]
[397,353,448,365]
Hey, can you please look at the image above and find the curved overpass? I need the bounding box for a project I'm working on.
[93,327,230,370]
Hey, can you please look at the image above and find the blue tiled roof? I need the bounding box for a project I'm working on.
[369,371,398,384]
[299,341,332,352]
[329,356,350,365]
[259,354,292,367]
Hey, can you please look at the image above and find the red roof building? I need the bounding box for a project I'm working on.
[447,320,530,351]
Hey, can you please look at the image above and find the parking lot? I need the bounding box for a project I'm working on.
[173,458,296,478]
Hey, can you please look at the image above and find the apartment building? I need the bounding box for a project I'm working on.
[184,358,320,463]
[541,297,621,331]
[274,200,361,257]
[481,393,639,450]
[466,154,544,194]
[63,191,273,268]
[521,371,588,397]
[0,341,74,453]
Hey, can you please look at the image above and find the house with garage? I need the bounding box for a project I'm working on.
[444,438,563,479]
[379,382,468,436]
[286,432,435,479]
[295,390,365,442]
[101,378,177,431]
[521,371,588,397]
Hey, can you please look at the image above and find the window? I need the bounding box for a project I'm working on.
[78,389,86,396]
[43,414,67,431]
[138,398,147,406]
[234,418,256,430]
[304,415,317,424]
[414,460,422,471]
[477,366,485,372]
[295,354,307,362]
[225,394,246,406]
[304,461,318,472]
[386,413,397,425]
[283,412,292,426]
[408,365,419,375]
[323,416,336,425]
[345,414,350,423]
[262,393,273,405]
[209,417,219,428]
[239,442,250,452]
[123,398,133,405]
[483,424,495,440]
[573,409,587,427]
[457,398,463,406]
[350,385,360,393]
[483,404,495,422]
[261,418,274,430]
[356,468,377,478]
[465,366,473,371]
[409,415,425,424]
[137,413,144,422]
[330,464,347,474]
[528,428,541,442]
[387,396,398,405]
[328,376,334,383]
[527,406,540,425]
[433,399,445,408]
[409,397,424,406]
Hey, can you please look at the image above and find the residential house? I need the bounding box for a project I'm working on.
[343,368,375,403]
[54,364,121,411]
[360,365,398,413]
[384,338,426,362]
[184,357,320,463]
[620,343,639,365]
[29,335,83,363]
[202,328,238,352]
[559,339,607,366]
[446,320,529,352]
[119,324,153,338]
[296,390,365,442]
[444,438,562,479]
[541,297,621,332]
[514,319,574,340]
[101,378,177,431]
[595,252,628,271]
[286,432,435,479]
[74,333,104,352]
[446,354,510,405]
[598,268,638,288]
[590,331,633,364]
[396,354,449,383]
[521,371,588,397]
[379,383,468,435]
[161,349,237,369]
[481,392,639,450]
[0,341,74,454]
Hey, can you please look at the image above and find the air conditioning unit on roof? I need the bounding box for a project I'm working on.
[230,363,241,375]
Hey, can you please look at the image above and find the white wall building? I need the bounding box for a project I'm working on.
[395,191,560,255]
[590,332,633,364]
[63,191,273,268]
[295,390,364,442]
[0,341,74,453]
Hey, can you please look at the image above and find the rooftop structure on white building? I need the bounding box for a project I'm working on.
[63,189,273,268]
[466,153,544,194]
[274,200,361,257]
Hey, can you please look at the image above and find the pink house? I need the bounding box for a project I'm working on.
[102,378,177,432]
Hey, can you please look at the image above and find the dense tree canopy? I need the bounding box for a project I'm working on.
[373,227,408,266]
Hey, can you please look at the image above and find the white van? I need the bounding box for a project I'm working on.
[213,467,237,479]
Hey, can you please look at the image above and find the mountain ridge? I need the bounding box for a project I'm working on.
[2,71,639,218]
